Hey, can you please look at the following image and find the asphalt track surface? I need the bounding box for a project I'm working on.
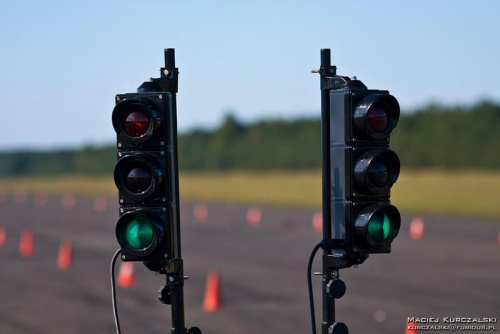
[0,193,499,334]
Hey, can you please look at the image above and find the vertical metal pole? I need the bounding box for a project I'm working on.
[320,48,332,244]
[165,48,176,69]
[164,48,182,262]
[165,48,186,334]
[320,49,335,334]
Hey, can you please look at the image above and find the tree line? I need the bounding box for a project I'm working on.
[0,100,498,177]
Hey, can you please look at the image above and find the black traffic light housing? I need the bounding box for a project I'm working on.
[316,49,402,334]
[320,52,401,266]
[330,86,401,261]
[112,93,172,148]
[112,49,180,272]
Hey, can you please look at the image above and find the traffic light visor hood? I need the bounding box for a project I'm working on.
[112,99,159,144]
[353,94,400,140]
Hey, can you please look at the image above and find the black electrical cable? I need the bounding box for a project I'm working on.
[307,242,323,334]
[111,249,122,334]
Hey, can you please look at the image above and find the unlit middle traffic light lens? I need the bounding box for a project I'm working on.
[114,154,164,202]
[367,158,389,188]
[124,167,152,194]
[354,149,400,195]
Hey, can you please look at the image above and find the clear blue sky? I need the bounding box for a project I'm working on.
[1,0,499,149]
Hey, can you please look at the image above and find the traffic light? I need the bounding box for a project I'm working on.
[112,49,179,271]
[329,75,401,262]
[315,49,401,334]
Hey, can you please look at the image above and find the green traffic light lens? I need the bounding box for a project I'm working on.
[367,212,391,242]
[124,218,154,250]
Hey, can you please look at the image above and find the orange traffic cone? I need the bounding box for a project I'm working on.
[246,207,262,227]
[117,262,136,288]
[57,240,73,270]
[312,212,322,233]
[194,203,209,222]
[409,217,425,240]
[34,192,49,208]
[406,321,419,333]
[92,196,108,213]
[19,229,33,257]
[0,225,6,247]
[202,270,223,312]
[62,193,77,210]
[13,190,28,205]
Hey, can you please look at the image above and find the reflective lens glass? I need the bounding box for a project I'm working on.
[124,167,152,193]
[367,106,388,132]
[122,107,150,137]
[124,218,154,250]
[367,212,391,242]
[367,159,389,187]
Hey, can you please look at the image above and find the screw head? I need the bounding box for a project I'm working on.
[163,69,169,76]
[162,207,167,212]
[119,199,124,204]
[117,143,122,148]
[162,198,167,202]
[116,96,120,101]
[161,151,165,155]
[160,141,165,146]
[118,152,122,157]
[164,254,169,258]
[120,208,124,213]
[158,94,163,99]
[169,276,174,282]
[121,255,125,260]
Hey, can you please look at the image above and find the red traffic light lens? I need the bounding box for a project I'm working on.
[124,167,152,194]
[112,98,162,145]
[122,106,151,137]
[366,106,388,133]
[353,94,399,140]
